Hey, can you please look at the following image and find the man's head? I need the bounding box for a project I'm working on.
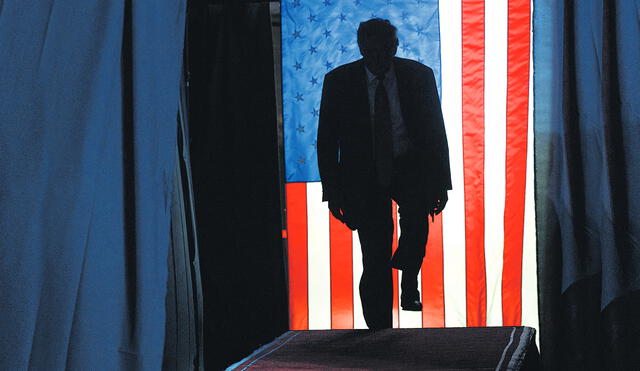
[357,18,398,76]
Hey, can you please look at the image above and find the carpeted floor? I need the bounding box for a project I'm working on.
[227,326,539,370]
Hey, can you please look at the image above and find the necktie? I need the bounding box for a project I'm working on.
[374,75,393,187]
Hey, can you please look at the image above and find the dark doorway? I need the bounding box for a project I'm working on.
[185,1,288,369]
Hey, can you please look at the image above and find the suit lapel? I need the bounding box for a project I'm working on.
[349,60,374,150]
[393,58,413,134]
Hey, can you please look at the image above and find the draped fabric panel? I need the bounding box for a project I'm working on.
[533,0,640,369]
[0,1,186,369]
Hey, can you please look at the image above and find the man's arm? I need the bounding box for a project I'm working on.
[317,73,341,203]
[423,67,452,216]
[318,72,359,229]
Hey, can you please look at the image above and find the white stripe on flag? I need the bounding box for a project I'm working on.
[307,182,331,330]
[398,270,423,328]
[522,39,539,342]
[440,0,467,328]
[484,0,508,327]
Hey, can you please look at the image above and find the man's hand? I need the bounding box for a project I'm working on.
[328,200,346,223]
[429,191,448,221]
[328,199,357,230]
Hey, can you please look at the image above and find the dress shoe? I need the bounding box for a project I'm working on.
[401,298,422,311]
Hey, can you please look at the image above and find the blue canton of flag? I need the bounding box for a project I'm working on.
[281,0,441,182]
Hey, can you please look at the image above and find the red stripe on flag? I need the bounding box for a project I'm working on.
[462,0,487,327]
[422,213,445,327]
[392,201,400,328]
[329,214,354,329]
[286,183,308,330]
[502,0,531,326]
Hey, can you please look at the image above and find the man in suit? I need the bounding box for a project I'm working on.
[317,18,452,329]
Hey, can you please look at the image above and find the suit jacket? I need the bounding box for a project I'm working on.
[317,57,452,219]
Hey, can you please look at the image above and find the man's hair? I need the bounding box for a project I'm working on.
[357,18,398,47]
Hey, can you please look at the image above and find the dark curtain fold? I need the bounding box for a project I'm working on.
[534,0,640,369]
[163,92,205,371]
[0,1,186,369]
[187,1,288,369]
[164,146,196,371]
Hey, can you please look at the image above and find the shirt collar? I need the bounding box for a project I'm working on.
[364,62,395,84]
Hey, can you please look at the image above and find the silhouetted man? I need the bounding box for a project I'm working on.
[317,18,451,329]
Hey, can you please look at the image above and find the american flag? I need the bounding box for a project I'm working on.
[281,0,538,331]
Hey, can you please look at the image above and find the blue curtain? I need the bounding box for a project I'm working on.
[534,0,640,369]
[0,1,186,369]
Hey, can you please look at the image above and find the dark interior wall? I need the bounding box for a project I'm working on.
[186,1,288,369]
